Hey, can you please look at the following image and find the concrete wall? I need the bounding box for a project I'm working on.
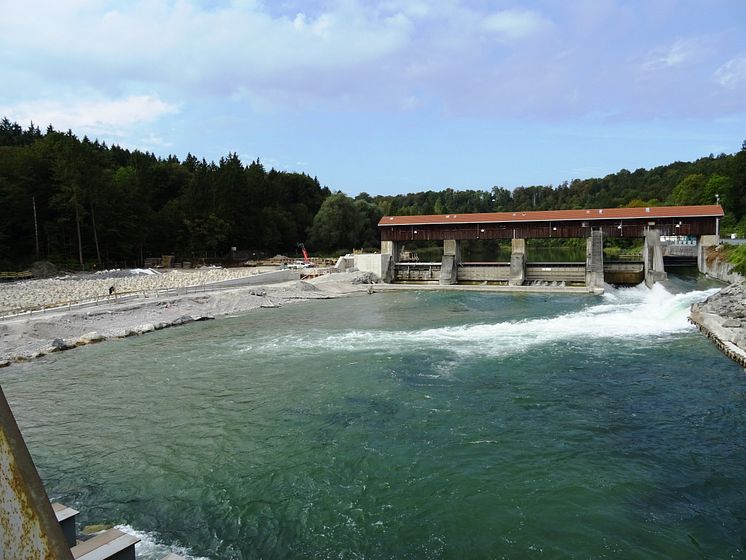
[527,265,585,284]
[458,265,510,282]
[663,244,698,258]
[335,255,355,271]
[394,263,441,282]
[604,262,644,285]
[353,253,391,281]
[380,241,400,283]
[699,243,744,284]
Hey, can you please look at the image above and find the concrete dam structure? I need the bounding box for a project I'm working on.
[377,205,724,291]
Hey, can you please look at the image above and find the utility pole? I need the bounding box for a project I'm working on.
[32,196,40,258]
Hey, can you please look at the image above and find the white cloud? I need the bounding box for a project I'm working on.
[715,56,746,88]
[481,9,551,41]
[0,94,177,136]
[642,38,704,70]
[0,1,742,123]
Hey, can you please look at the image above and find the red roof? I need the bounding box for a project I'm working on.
[378,205,724,226]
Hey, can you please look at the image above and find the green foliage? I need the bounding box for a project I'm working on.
[726,244,746,276]
[0,120,329,268]
[373,149,745,231]
[1,116,745,270]
[309,194,362,253]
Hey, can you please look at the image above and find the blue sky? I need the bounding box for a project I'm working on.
[1,0,745,195]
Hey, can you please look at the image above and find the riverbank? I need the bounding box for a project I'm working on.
[0,269,372,367]
[690,281,746,368]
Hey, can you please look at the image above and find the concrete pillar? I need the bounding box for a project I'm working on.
[439,239,460,285]
[697,234,719,275]
[381,240,399,258]
[643,229,667,287]
[509,238,526,286]
[585,230,604,291]
[380,240,400,283]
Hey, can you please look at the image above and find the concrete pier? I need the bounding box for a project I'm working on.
[697,234,719,275]
[439,239,460,285]
[585,230,604,290]
[380,240,400,283]
[509,239,526,286]
[643,230,667,287]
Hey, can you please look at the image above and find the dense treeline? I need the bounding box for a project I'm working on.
[0,118,340,269]
[368,145,746,231]
[1,117,744,270]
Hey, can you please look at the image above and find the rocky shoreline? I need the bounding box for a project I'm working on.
[690,281,746,368]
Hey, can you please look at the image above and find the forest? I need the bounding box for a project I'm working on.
[1,117,745,271]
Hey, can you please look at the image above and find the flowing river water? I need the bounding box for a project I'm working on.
[2,275,746,559]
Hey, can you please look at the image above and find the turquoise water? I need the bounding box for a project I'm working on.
[2,279,746,559]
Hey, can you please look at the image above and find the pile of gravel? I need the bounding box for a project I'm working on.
[30,261,59,278]
[350,271,379,284]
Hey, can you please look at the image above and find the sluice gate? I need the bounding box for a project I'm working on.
[394,261,643,286]
[378,205,723,291]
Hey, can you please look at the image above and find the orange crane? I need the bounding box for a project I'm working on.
[298,243,310,263]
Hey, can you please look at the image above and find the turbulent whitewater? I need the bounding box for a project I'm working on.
[3,277,745,559]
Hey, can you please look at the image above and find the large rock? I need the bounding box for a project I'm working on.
[50,338,72,351]
[691,280,746,367]
[351,271,380,285]
[171,315,194,326]
[75,331,105,345]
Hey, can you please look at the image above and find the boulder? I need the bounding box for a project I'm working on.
[76,331,105,345]
[351,271,380,285]
[50,338,71,351]
[171,315,194,326]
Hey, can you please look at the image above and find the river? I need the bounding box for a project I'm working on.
[2,276,745,559]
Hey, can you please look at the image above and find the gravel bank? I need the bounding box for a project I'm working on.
[0,267,279,314]
[0,269,374,367]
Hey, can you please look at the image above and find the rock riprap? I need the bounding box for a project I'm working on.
[690,281,746,367]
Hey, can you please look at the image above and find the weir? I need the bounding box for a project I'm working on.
[376,205,724,291]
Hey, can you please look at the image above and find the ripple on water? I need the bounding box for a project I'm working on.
[3,281,745,558]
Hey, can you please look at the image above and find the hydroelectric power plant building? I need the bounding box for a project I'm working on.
[372,204,724,291]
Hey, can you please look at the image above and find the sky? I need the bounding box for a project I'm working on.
[1,0,745,196]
